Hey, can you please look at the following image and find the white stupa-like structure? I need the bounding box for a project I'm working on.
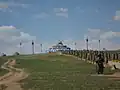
[49,41,71,52]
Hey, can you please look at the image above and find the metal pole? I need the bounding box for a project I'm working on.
[20,41,22,54]
[99,40,100,51]
[86,38,88,50]
[40,44,42,52]
[75,42,76,50]
[32,40,34,54]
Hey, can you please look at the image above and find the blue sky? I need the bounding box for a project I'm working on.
[0,0,120,54]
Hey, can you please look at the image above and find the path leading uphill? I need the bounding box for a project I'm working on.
[0,59,28,90]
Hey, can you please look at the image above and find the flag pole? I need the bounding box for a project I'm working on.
[32,40,34,54]
[40,44,42,52]
[75,42,76,50]
[86,38,88,51]
[20,41,22,54]
[99,40,100,51]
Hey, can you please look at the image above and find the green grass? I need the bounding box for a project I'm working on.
[0,57,9,76]
[14,54,120,90]
[0,68,9,76]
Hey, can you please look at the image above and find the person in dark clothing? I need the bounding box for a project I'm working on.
[96,54,105,74]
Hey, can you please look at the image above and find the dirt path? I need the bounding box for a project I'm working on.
[0,59,28,90]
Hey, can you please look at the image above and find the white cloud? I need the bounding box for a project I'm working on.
[0,7,12,12]
[1,26,120,55]
[88,28,101,33]
[87,28,101,38]
[50,29,120,51]
[56,13,68,18]
[0,2,29,8]
[58,39,120,51]
[34,12,49,19]
[0,3,8,8]
[35,28,120,52]
[54,8,68,18]
[0,1,29,12]
[85,29,120,50]
[0,26,40,55]
[100,31,116,39]
[75,7,84,13]
[75,7,80,10]
[113,16,120,20]
[54,8,68,13]
[11,32,36,42]
[0,26,16,30]
[86,28,120,40]
[100,31,120,39]
[113,10,120,20]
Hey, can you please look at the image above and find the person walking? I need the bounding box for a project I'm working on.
[96,54,105,74]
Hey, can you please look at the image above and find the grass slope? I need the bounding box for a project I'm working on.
[0,57,9,76]
[14,54,120,90]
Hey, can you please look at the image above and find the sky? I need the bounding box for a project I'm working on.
[0,0,120,55]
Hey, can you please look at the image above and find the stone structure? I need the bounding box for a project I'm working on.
[49,41,71,52]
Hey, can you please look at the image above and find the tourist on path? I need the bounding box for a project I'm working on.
[96,54,105,74]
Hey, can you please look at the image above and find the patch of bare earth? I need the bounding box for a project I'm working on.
[91,72,120,80]
[103,63,120,80]
[0,59,28,90]
[107,72,120,80]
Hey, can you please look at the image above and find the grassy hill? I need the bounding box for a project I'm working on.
[8,53,119,90]
[0,53,120,89]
